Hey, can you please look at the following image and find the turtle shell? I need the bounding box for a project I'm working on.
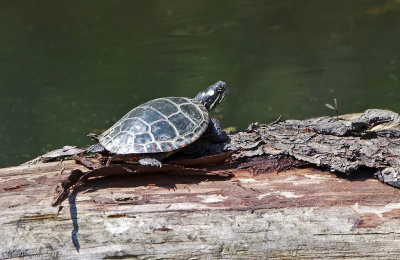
[99,97,209,154]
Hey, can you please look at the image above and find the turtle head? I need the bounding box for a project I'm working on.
[194,81,229,111]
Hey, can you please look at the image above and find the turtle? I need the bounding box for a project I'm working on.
[88,81,229,167]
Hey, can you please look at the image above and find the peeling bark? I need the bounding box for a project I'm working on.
[225,109,400,188]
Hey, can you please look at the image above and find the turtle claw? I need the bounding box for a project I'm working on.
[138,158,163,168]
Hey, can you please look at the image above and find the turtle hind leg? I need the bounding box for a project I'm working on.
[138,157,163,168]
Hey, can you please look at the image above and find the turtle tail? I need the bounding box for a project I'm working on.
[87,133,100,141]
[85,143,107,154]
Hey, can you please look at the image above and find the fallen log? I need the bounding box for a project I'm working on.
[1,109,400,259]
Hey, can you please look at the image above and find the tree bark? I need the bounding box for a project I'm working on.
[225,108,400,188]
[1,109,400,259]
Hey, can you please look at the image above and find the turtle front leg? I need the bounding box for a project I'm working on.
[208,118,228,142]
[138,157,163,168]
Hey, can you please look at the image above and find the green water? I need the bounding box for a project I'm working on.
[1,0,400,166]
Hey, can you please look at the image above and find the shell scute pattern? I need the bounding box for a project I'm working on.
[99,97,209,154]
[134,133,152,144]
[145,143,158,153]
[132,144,144,153]
[169,113,194,135]
[151,121,178,141]
[180,103,203,124]
[167,97,190,104]
[120,118,149,133]
[160,142,175,151]
[127,107,165,124]
[146,99,179,116]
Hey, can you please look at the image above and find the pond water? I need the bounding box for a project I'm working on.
[1,0,400,166]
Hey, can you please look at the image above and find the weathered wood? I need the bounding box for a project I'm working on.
[1,159,400,259]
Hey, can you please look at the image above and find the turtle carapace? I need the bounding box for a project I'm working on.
[88,81,229,167]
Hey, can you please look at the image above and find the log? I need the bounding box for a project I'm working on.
[1,109,400,259]
[2,161,400,259]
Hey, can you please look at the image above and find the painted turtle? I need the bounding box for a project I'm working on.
[88,81,229,167]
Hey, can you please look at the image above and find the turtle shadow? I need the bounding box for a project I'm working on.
[52,164,233,207]
[79,171,229,193]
